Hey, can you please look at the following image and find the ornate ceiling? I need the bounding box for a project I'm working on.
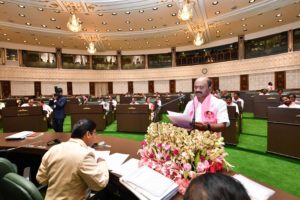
[0,0,299,52]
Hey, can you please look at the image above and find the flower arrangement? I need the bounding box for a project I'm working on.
[138,122,231,194]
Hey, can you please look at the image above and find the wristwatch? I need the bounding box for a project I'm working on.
[207,123,211,131]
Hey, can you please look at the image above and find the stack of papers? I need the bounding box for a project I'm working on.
[120,166,178,200]
[5,131,35,140]
[167,111,192,129]
[112,158,140,177]
[233,174,275,200]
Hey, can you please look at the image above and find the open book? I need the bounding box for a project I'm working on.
[120,165,178,200]
[167,111,192,129]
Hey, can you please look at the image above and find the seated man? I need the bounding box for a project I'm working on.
[130,97,139,105]
[225,95,239,115]
[36,119,109,200]
[184,173,250,200]
[21,98,36,107]
[278,95,300,108]
[289,93,299,105]
[232,91,244,110]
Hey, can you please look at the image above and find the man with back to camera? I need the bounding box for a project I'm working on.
[49,87,66,132]
[36,119,109,200]
[183,77,229,132]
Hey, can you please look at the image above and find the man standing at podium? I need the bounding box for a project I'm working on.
[183,77,229,132]
[49,87,66,132]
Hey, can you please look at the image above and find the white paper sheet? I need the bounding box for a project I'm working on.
[5,131,35,140]
[106,153,129,171]
[112,158,140,177]
[233,174,275,200]
[93,150,110,161]
[167,111,192,129]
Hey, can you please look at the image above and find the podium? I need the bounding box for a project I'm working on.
[116,105,151,133]
[2,106,47,132]
[267,107,300,159]
[254,95,280,118]
[222,106,240,145]
[69,104,106,131]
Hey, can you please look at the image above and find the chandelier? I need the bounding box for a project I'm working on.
[67,14,82,32]
[87,42,96,54]
[178,0,194,21]
[193,32,204,46]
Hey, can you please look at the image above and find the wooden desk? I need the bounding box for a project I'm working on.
[240,92,255,113]
[223,106,240,145]
[116,104,151,133]
[267,107,300,159]
[2,106,47,132]
[254,95,280,118]
[69,104,106,131]
[0,133,298,200]
[160,96,181,113]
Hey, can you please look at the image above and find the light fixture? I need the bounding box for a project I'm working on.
[193,32,204,46]
[67,14,82,32]
[87,42,96,54]
[178,0,193,21]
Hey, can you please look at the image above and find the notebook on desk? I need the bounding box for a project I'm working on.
[5,131,35,140]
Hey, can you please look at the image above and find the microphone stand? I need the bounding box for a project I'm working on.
[152,95,186,122]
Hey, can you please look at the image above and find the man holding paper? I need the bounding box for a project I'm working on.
[36,119,109,200]
[183,77,229,132]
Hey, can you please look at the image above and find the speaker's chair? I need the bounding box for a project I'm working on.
[0,157,43,200]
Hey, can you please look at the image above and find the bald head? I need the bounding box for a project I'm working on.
[194,77,212,101]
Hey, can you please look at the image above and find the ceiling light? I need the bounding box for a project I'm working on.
[117,28,122,31]
[226,22,230,25]
[125,11,131,14]
[0,1,4,4]
[212,1,219,5]
[277,19,283,22]
[112,12,117,15]
[140,28,144,31]
[139,10,144,13]
[172,13,177,16]
[98,13,103,16]
[50,18,56,21]
[55,10,60,13]
[167,4,173,7]
[95,29,99,32]
[41,24,47,28]
[241,18,246,21]
[243,28,248,31]
[18,5,25,8]
[259,24,264,28]
[193,32,204,46]
[87,42,96,54]
[152,26,156,29]
[297,14,300,17]
[34,38,38,40]
[25,22,31,26]
[215,11,220,15]
[38,8,43,11]
[106,29,110,32]
[102,21,107,25]
[67,14,81,32]
[249,0,255,3]
[276,13,281,17]
[7,38,10,41]
[3,33,7,36]
[125,20,130,24]
[148,18,153,21]
[23,40,26,43]
[175,21,180,25]
[56,26,61,29]
[18,13,25,17]
[242,24,247,27]
[230,32,233,35]
[178,0,193,21]
[216,30,220,33]
[153,7,158,10]
[129,28,133,31]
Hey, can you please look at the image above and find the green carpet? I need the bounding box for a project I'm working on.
[1,112,300,197]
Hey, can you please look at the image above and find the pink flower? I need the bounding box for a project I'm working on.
[157,143,162,148]
[183,163,192,171]
[197,160,209,173]
[188,171,197,179]
[163,144,171,151]
[141,140,147,147]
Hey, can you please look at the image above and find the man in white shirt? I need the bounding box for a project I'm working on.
[232,91,244,110]
[39,100,53,118]
[183,77,229,132]
[278,95,300,108]
[225,95,239,115]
